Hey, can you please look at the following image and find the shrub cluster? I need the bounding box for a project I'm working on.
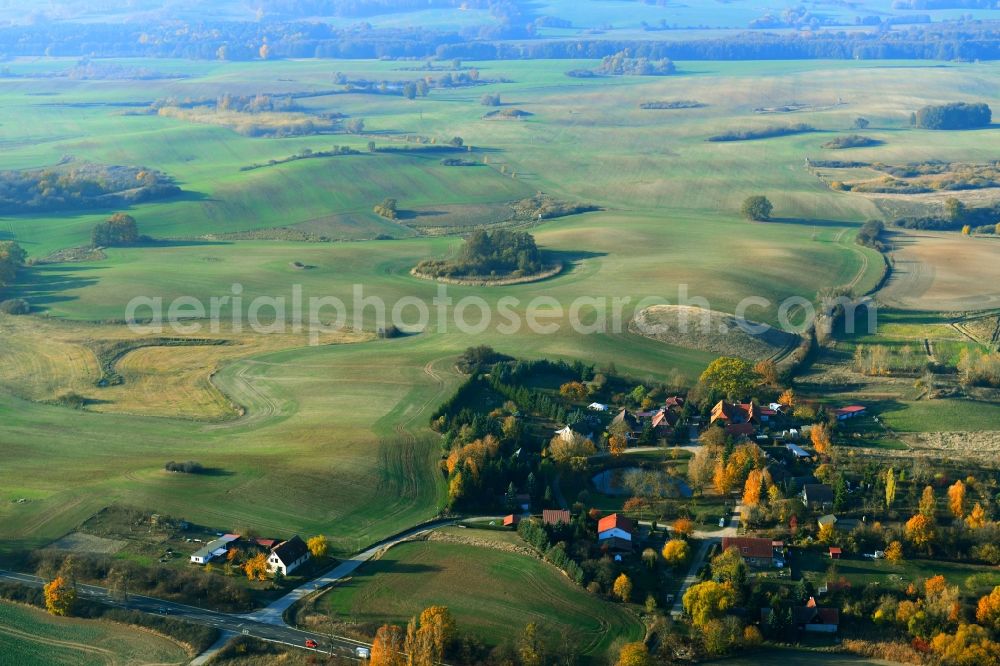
[416,229,543,278]
[915,102,992,130]
[708,123,815,142]
[165,460,205,474]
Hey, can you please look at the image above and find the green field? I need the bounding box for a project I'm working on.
[1,56,997,557]
[0,601,188,665]
[320,532,644,659]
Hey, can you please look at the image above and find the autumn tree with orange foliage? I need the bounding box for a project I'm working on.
[810,422,831,455]
[244,552,269,581]
[672,517,694,538]
[370,624,406,666]
[43,577,76,616]
[976,585,1000,632]
[559,381,588,401]
[754,359,778,387]
[948,480,967,519]
[742,468,766,507]
[930,624,1000,666]
[608,433,627,457]
[967,503,988,529]
[905,514,936,554]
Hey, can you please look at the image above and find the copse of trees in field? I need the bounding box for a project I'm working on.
[0,163,178,214]
[0,240,28,315]
[639,99,705,110]
[856,219,886,251]
[741,195,774,221]
[92,213,140,247]
[915,102,992,130]
[708,123,816,142]
[415,229,544,278]
[822,134,881,149]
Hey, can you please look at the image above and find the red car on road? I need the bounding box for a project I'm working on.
[305,639,319,649]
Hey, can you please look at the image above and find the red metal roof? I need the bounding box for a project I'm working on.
[597,513,634,534]
[542,509,571,525]
[836,405,866,414]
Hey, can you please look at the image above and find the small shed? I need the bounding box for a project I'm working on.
[503,514,519,527]
[829,547,842,559]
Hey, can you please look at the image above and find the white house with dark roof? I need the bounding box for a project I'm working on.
[267,535,310,576]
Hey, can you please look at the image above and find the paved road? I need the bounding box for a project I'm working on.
[250,517,505,624]
[0,570,370,659]
[668,504,741,617]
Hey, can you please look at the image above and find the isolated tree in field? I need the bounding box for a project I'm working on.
[699,356,758,399]
[810,422,831,455]
[244,552,269,581]
[853,117,870,129]
[885,468,897,509]
[885,540,904,564]
[613,573,633,602]
[480,93,501,107]
[662,539,690,567]
[403,82,417,100]
[741,195,773,221]
[92,213,138,248]
[683,580,736,627]
[345,117,365,134]
[258,43,270,59]
[371,624,405,666]
[373,197,398,220]
[44,577,76,616]
[948,480,967,520]
[0,240,27,287]
[616,642,652,666]
[307,535,328,558]
[945,197,966,223]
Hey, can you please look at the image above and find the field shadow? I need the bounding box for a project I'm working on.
[396,209,449,221]
[144,239,233,248]
[8,264,102,306]
[767,217,855,229]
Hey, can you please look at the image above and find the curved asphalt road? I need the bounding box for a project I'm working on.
[0,516,502,662]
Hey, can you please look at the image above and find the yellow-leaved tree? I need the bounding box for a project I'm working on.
[307,535,328,559]
[947,480,967,520]
[615,641,652,666]
[613,573,633,603]
[682,581,736,627]
[370,624,405,666]
[244,552,269,581]
[661,539,690,567]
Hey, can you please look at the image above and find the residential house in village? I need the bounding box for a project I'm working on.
[793,597,840,633]
[610,408,641,441]
[802,483,835,509]
[709,400,777,438]
[598,513,634,552]
[267,535,310,576]
[189,534,241,564]
[722,536,775,568]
